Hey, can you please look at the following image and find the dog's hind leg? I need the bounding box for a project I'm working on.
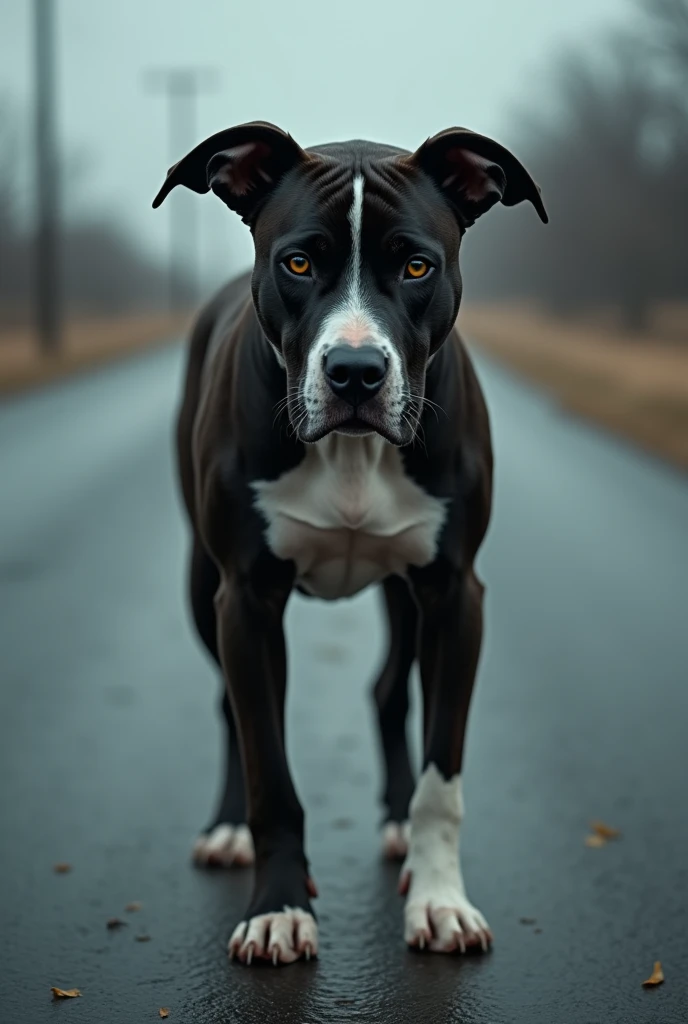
[373,575,418,861]
[188,538,253,868]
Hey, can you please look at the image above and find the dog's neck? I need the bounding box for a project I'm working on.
[312,431,386,474]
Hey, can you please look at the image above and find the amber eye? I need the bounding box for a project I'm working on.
[405,258,429,280]
[287,255,311,276]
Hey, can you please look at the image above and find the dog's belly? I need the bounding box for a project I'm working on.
[252,435,447,601]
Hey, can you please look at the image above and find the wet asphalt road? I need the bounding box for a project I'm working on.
[0,343,687,1024]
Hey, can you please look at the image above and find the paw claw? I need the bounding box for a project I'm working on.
[404,896,491,956]
[193,824,255,868]
[229,909,318,967]
[382,821,411,861]
[227,920,247,962]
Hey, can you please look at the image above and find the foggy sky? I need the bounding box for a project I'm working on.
[1,0,630,287]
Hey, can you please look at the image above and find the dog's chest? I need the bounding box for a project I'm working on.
[252,436,446,600]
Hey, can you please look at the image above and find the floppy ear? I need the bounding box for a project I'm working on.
[408,127,548,227]
[152,120,307,225]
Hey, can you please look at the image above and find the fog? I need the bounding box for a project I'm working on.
[1,0,629,287]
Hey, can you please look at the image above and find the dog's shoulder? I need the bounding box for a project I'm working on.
[196,273,254,385]
[176,272,255,522]
[422,325,492,465]
[399,326,492,555]
[189,274,304,510]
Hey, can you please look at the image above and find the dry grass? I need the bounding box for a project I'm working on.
[4,303,686,473]
[459,303,688,472]
[0,312,191,396]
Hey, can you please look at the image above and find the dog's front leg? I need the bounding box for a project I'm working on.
[402,560,492,954]
[216,562,317,966]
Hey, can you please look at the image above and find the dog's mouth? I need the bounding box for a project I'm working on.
[334,416,378,437]
[295,404,415,447]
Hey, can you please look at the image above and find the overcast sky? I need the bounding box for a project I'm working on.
[1,0,631,286]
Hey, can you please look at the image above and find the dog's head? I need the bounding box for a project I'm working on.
[154,121,546,445]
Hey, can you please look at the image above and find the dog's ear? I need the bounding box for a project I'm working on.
[408,127,548,227]
[152,121,307,224]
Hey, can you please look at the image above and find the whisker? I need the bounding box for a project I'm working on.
[272,385,300,405]
[402,406,425,453]
[405,391,446,423]
[405,399,427,452]
[286,399,310,439]
[292,406,310,440]
[272,386,303,428]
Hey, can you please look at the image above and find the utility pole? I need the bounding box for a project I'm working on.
[144,68,218,312]
[34,0,61,354]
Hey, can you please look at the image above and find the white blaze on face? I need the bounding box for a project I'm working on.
[344,174,365,326]
[302,174,405,429]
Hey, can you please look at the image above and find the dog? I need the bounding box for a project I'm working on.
[153,121,546,965]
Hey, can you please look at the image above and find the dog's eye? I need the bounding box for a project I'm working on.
[405,258,430,280]
[286,255,311,276]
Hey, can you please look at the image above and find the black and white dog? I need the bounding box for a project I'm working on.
[154,121,546,965]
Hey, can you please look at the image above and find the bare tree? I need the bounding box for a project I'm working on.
[462,0,688,336]
[640,0,688,71]
[0,94,184,328]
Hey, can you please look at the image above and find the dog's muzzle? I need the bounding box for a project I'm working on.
[323,345,387,408]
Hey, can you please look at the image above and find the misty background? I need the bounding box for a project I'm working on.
[6,0,685,329]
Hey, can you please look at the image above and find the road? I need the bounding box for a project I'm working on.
[0,343,687,1024]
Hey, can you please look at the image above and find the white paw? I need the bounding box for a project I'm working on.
[192,824,255,868]
[228,907,318,965]
[381,821,410,861]
[400,764,492,954]
[401,869,492,953]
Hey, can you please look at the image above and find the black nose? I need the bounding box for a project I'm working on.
[324,345,387,407]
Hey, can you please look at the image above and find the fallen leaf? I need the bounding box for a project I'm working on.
[125,901,142,912]
[519,917,537,925]
[106,917,128,930]
[51,987,81,999]
[642,961,664,987]
[159,1010,170,1019]
[591,820,621,840]
[585,834,607,848]
[135,934,152,942]
[53,863,72,874]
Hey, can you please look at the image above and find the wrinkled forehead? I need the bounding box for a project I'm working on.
[256,142,456,251]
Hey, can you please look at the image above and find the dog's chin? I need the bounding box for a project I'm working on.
[295,408,414,447]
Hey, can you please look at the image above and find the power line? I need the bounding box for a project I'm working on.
[144,68,219,313]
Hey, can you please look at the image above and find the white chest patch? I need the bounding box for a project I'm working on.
[251,435,447,600]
